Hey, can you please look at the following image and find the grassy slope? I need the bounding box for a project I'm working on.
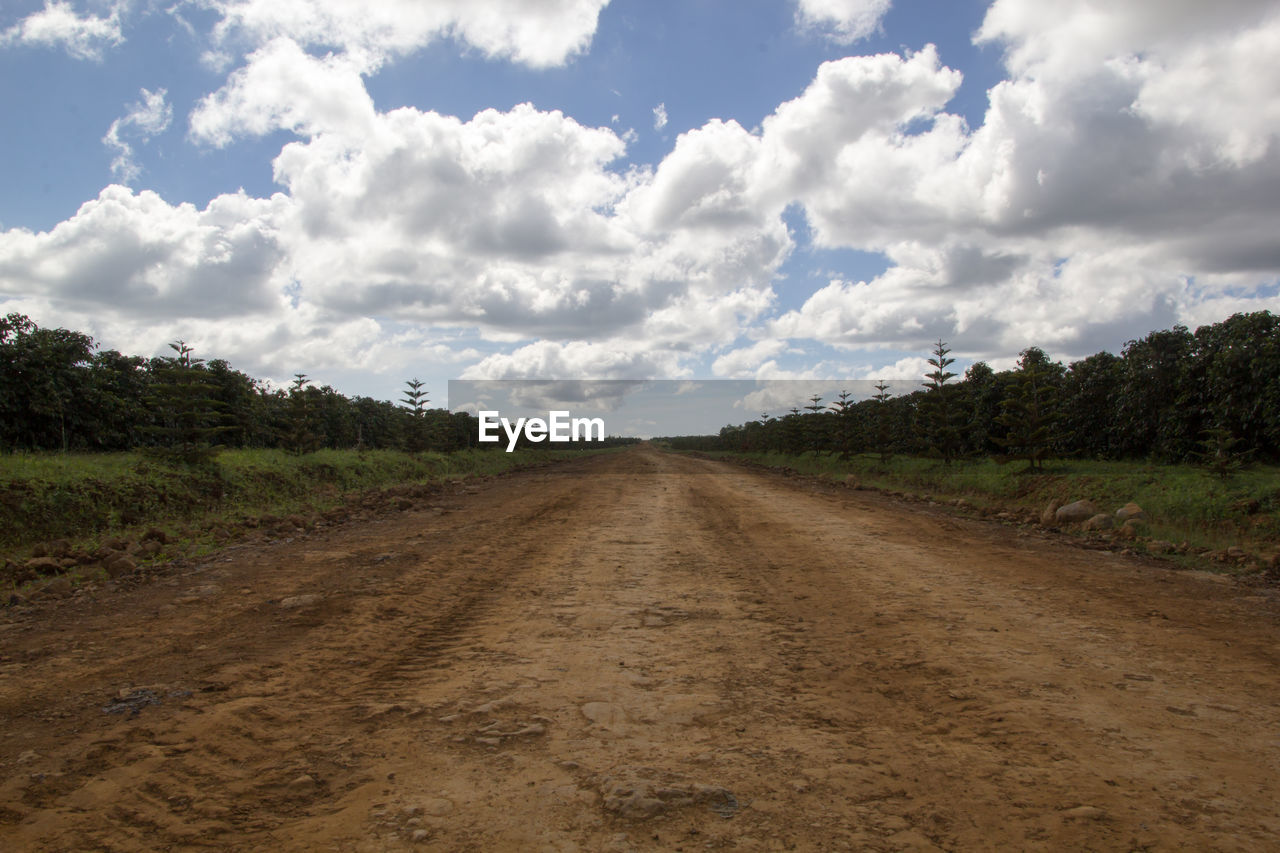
[0,447,601,558]
[687,450,1280,570]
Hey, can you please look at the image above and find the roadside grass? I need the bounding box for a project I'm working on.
[687,450,1280,566]
[0,446,605,561]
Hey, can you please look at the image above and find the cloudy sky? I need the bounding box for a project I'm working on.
[2,0,1278,407]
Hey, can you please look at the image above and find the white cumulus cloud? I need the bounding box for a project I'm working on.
[711,340,789,378]
[0,185,289,320]
[189,38,376,146]
[794,0,891,43]
[461,341,682,380]
[5,0,1280,384]
[204,0,611,70]
[0,0,125,60]
[759,2,1280,363]
[2,88,795,381]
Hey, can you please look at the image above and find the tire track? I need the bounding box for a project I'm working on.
[2,448,1279,851]
[0,462,597,850]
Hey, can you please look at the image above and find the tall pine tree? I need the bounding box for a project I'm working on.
[284,373,321,454]
[399,378,433,452]
[829,390,858,460]
[871,379,895,463]
[144,341,229,465]
[921,339,963,465]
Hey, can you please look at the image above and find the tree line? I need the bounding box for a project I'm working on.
[0,313,481,458]
[664,311,1280,468]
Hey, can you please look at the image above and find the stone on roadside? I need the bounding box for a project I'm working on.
[25,557,64,575]
[1056,500,1099,524]
[104,555,138,578]
[1120,515,1148,533]
[1145,539,1175,554]
[1083,513,1114,531]
[35,576,73,599]
[5,559,35,583]
[1115,502,1147,523]
[280,593,323,609]
[1040,501,1061,526]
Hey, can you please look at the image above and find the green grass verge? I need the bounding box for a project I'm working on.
[685,450,1280,560]
[0,446,603,558]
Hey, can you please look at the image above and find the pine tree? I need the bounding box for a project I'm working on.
[284,373,321,455]
[782,406,805,456]
[401,378,428,415]
[829,390,858,459]
[144,341,229,465]
[921,339,962,464]
[871,379,895,463]
[803,394,827,454]
[994,347,1061,471]
[757,412,779,453]
[1194,425,1252,481]
[399,378,433,452]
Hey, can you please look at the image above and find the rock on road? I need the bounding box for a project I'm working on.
[1,446,1278,851]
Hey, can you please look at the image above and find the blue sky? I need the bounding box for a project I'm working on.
[2,0,1279,410]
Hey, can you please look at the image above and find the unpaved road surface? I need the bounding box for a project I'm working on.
[2,447,1279,851]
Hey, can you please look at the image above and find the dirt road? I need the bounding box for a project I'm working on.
[2,446,1278,851]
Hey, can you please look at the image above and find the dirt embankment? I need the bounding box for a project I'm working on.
[1,446,1277,851]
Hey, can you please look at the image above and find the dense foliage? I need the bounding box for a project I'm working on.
[663,312,1280,466]
[0,313,637,455]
